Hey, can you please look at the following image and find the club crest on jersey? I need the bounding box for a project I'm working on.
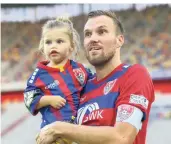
[103,79,117,95]
[73,68,85,85]
[116,104,134,122]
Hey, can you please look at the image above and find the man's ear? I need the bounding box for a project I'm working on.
[116,35,124,48]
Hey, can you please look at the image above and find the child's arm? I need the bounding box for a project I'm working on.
[24,79,66,115]
[36,96,66,110]
[24,87,43,115]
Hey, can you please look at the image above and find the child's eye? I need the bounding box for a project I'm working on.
[45,40,52,45]
[56,39,64,44]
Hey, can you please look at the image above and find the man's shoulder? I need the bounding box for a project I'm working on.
[127,64,149,74]
[118,64,152,90]
[122,64,151,80]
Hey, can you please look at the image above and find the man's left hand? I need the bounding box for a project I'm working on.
[36,124,59,144]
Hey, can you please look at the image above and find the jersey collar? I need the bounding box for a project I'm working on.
[37,60,71,72]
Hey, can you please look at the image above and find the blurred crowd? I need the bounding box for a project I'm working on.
[1,5,171,83]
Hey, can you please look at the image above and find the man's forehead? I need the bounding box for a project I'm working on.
[84,15,114,31]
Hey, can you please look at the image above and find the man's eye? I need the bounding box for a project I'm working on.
[98,29,106,35]
[84,32,91,37]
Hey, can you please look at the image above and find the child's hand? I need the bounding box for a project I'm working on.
[49,96,66,109]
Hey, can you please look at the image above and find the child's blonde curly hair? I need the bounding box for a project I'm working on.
[39,16,80,61]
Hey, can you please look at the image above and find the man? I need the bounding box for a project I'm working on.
[36,10,155,144]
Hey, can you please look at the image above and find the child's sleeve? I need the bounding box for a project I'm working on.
[24,72,44,115]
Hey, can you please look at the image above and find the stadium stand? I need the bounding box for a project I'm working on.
[1,5,171,83]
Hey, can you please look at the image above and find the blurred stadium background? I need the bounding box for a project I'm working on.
[1,3,171,144]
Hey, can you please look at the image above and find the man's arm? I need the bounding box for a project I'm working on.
[62,122,137,144]
[38,121,137,144]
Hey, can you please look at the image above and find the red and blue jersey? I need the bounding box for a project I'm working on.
[24,60,94,128]
[76,63,154,144]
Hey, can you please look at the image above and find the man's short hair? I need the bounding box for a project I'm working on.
[88,10,124,35]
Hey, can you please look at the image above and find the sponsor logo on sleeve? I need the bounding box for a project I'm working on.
[129,94,149,109]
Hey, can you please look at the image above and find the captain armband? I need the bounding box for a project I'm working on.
[116,104,143,132]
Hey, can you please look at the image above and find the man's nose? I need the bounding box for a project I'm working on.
[89,33,99,43]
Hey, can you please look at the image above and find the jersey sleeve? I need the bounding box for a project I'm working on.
[116,65,155,121]
[24,71,44,115]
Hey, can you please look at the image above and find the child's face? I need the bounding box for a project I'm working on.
[43,27,73,64]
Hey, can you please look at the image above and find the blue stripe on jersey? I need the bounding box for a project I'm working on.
[77,92,120,122]
[38,69,73,123]
[70,60,77,68]
[39,106,56,127]
[99,71,127,86]
[82,80,98,94]
[79,92,120,111]
[84,65,130,94]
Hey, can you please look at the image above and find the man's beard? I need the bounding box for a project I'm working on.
[86,51,114,67]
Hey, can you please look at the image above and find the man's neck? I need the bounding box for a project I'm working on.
[95,57,121,81]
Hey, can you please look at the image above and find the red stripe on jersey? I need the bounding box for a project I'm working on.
[34,77,62,119]
[48,71,76,115]
[81,108,116,126]
[35,78,51,95]
[80,80,119,104]
[92,64,124,84]
[50,107,63,121]
[67,67,81,108]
